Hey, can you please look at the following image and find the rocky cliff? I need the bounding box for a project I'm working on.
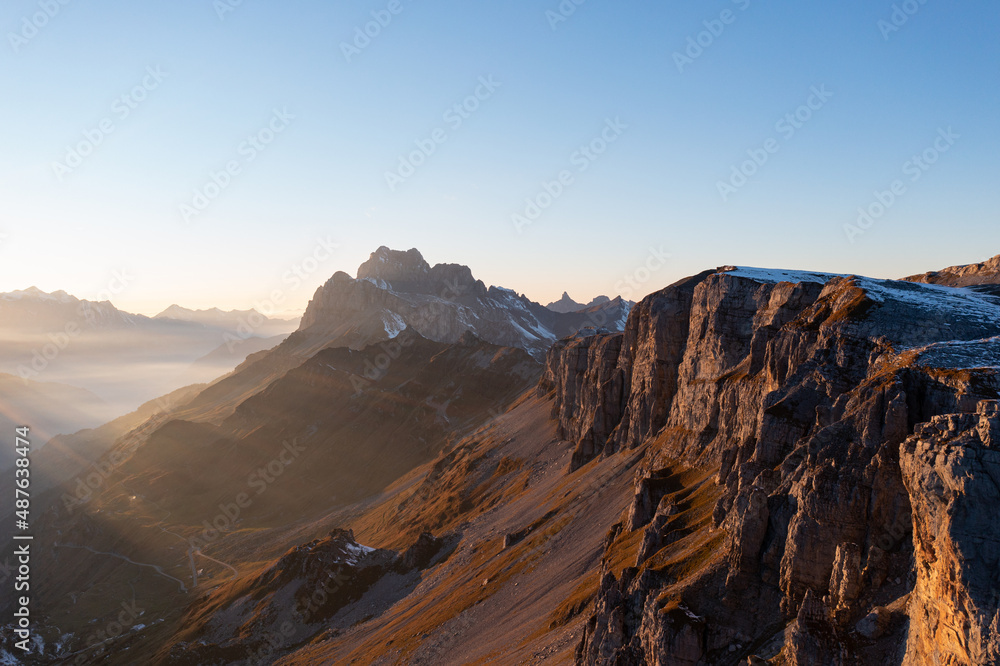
[541,263,1000,664]
[900,400,1000,665]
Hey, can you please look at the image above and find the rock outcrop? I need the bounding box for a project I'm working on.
[554,264,1000,664]
[900,400,1000,665]
[169,529,450,664]
[904,253,1000,289]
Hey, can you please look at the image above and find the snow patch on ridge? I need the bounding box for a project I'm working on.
[382,312,407,338]
[724,266,1000,325]
[342,542,376,565]
[856,278,998,319]
[361,277,390,290]
[723,266,847,285]
[915,336,1000,371]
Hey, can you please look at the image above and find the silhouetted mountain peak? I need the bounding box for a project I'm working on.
[546,292,583,313]
[299,247,632,360]
[546,292,616,313]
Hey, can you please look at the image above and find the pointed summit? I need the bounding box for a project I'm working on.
[545,292,585,314]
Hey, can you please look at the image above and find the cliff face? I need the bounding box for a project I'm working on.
[542,265,1000,664]
[541,271,709,469]
[900,400,1000,666]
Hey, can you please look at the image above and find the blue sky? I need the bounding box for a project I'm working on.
[1,0,997,315]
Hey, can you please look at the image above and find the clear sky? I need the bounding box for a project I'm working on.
[1,0,997,316]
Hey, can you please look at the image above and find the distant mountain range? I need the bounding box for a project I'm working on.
[123,246,635,437]
[154,304,297,338]
[0,286,141,332]
[0,288,298,447]
[0,246,630,464]
[0,287,298,339]
[546,291,622,313]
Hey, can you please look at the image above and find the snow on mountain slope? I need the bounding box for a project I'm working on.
[723,265,1000,348]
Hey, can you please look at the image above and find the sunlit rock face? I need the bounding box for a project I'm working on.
[901,400,1000,666]
[556,262,1000,664]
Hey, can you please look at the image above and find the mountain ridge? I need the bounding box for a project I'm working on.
[8,251,1000,665]
[297,246,633,361]
[546,291,615,314]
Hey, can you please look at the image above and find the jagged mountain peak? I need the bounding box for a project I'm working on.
[353,246,485,299]
[546,292,615,314]
[357,246,430,282]
[546,292,584,313]
[298,247,633,360]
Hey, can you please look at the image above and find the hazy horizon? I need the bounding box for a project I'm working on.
[2,2,997,315]
[7,245,998,319]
